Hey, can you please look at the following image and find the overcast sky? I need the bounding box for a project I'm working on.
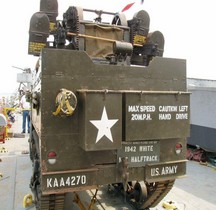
[1,0,216,96]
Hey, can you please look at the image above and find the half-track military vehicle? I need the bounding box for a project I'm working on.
[27,0,190,209]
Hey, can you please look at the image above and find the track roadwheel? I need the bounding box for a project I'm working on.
[133,181,148,203]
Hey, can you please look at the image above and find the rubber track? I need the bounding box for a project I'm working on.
[140,180,175,209]
[39,194,65,210]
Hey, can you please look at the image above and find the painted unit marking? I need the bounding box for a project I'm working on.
[150,165,178,177]
[90,106,118,143]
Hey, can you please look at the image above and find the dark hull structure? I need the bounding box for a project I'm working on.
[189,124,216,152]
[188,78,216,152]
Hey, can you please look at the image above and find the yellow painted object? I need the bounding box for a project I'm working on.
[0,147,8,153]
[162,200,178,210]
[88,196,97,210]
[53,89,77,116]
[2,108,16,139]
[73,193,86,210]
[2,107,16,117]
[23,194,33,208]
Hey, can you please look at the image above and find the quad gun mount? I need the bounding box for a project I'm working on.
[29,0,164,66]
[26,1,189,210]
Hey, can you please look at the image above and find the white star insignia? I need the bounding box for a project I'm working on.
[90,107,118,143]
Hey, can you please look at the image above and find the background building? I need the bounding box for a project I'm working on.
[187,78,216,152]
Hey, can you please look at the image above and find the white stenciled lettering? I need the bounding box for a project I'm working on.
[140,106,155,112]
[176,113,188,120]
[81,175,87,184]
[60,177,65,187]
[47,178,52,188]
[159,106,177,112]
[71,176,76,186]
[151,168,160,176]
[128,105,156,113]
[139,145,153,152]
[161,165,178,175]
[53,178,59,187]
[179,105,188,112]
[131,113,152,121]
[66,177,70,186]
[125,146,136,152]
[159,113,171,120]
[131,155,158,163]
[76,176,80,185]
[128,105,140,112]
[46,175,87,188]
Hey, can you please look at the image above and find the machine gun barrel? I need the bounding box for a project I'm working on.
[12,66,24,71]
[83,8,116,16]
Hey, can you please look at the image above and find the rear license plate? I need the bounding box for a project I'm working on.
[42,169,97,192]
[117,140,160,167]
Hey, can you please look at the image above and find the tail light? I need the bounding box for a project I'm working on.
[48,151,57,164]
[175,143,183,154]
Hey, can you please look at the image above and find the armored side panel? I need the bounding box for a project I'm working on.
[78,90,122,151]
[31,49,189,194]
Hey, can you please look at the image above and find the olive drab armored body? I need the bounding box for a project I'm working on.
[27,0,190,209]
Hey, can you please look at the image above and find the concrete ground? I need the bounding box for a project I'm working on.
[0,113,216,210]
